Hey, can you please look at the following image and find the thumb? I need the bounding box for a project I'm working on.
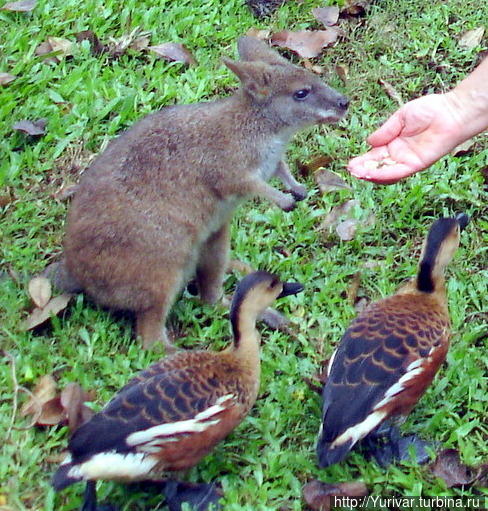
[367,109,405,147]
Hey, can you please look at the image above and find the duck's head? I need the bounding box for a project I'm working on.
[230,271,304,334]
[417,213,469,292]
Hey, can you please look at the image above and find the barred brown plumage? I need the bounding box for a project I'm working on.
[52,271,303,510]
[317,213,469,467]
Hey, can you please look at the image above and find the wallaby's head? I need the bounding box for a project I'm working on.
[223,36,349,129]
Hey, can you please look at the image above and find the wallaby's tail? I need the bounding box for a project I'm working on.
[42,259,83,294]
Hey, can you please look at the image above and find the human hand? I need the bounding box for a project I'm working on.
[347,93,467,184]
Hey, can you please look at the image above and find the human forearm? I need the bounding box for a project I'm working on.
[445,57,488,144]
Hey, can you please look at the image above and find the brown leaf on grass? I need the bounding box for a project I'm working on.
[35,38,72,62]
[20,374,57,418]
[296,155,333,177]
[303,480,368,511]
[22,293,72,330]
[28,276,52,308]
[336,218,358,241]
[130,34,151,52]
[430,449,488,488]
[61,382,95,431]
[318,199,359,231]
[315,169,351,193]
[340,0,370,16]
[312,6,339,27]
[335,64,348,84]
[346,272,361,305]
[0,72,16,85]
[0,189,14,207]
[1,0,36,10]
[53,183,79,201]
[149,43,197,65]
[21,375,95,429]
[451,139,475,156]
[302,59,324,74]
[246,28,270,41]
[12,118,47,136]
[75,30,106,55]
[458,27,485,50]
[379,79,403,106]
[271,29,340,58]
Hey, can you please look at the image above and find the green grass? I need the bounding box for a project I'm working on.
[1,0,487,509]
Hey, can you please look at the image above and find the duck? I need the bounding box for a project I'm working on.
[317,213,469,467]
[52,271,303,510]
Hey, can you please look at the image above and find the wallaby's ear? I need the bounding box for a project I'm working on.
[237,36,287,65]
[222,58,273,103]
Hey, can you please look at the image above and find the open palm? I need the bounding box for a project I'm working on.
[347,94,465,184]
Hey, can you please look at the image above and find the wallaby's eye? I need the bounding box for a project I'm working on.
[293,88,311,101]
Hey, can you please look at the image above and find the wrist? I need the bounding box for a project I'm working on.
[445,83,488,142]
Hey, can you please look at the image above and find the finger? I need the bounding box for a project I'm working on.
[349,161,416,184]
[346,147,391,176]
[367,110,405,147]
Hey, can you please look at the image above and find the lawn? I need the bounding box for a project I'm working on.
[1,0,487,510]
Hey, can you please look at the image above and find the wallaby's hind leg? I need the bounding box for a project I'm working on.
[196,223,230,304]
[136,271,183,352]
[136,306,176,352]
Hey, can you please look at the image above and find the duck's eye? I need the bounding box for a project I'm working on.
[293,88,311,101]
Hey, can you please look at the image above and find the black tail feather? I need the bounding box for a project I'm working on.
[316,436,354,468]
[52,462,81,491]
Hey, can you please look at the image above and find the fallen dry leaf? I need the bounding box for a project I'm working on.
[315,169,351,193]
[458,27,485,50]
[246,27,270,41]
[303,479,368,511]
[0,72,16,85]
[318,199,359,231]
[379,78,403,106]
[430,449,487,488]
[22,293,72,330]
[20,374,57,418]
[346,272,361,305]
[335,64,348,84]
[336,218,358,241]
[61,382,95,431]
[312,6,339,27]
[75,30,106,55]
[1,0,36,10]
[340,0,370,16]
[53,183,79,201]
[48,37,73,57]
[451,139,475,156]
[21,375,95,429]
[12,118,47,136]
[297,155,333,177]
[149,42,197,65]
[130,34,151,52]
[271,29,340,59]
[28,276,52,308]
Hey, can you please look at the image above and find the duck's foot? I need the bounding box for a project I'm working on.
[135,480,222,511]
[362,424,436,467]
[81,481,118,511]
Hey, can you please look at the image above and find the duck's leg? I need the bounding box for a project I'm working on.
[134,480,222,511]
[362,422,434,467]
[81,481,118,511]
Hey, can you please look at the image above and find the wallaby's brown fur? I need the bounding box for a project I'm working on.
[50,36,348,350]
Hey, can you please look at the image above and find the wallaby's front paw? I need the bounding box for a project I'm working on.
[279,193,296,212]
[290,184,308,201]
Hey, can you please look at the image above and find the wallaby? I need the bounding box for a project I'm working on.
[48,36,349,350]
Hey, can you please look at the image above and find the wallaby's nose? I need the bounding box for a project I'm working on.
[337,96,350,111]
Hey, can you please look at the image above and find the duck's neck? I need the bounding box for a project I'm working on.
[231,308,261,369]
